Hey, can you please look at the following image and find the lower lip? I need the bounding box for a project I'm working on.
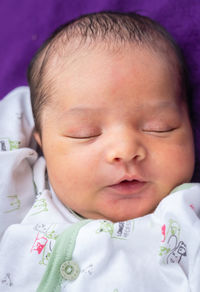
[108,180,147,196]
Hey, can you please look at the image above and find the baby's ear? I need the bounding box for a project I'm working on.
[33,131,42,147]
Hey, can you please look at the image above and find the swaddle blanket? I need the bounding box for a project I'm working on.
[0,87,200,292]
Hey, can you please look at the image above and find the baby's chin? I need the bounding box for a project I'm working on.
[100,212,153,223]
[80,208,155,223]
[72,194,160,222]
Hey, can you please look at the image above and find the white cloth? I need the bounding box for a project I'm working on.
[0,87,200,292]
[0,87,37,240]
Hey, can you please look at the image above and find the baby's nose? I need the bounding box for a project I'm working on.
[105,130,147,164]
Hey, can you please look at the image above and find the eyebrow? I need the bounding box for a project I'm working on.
[59,106,104,119]
[149,100,180,108]
[146,101,181,112]
[58,100,181,120]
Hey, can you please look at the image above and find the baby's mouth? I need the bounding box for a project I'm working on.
[108,179,147,195]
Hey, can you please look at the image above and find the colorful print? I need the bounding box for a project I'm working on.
[161,224,166,242]
[31,224,58,265]
[4,195,21,213]
[82,264,94,276]
[190,204,195,210]
[159,219,187,264]
[34,224,58,240]
[0,138,20,151]
[1,273,13,287]
[31,233,48,254]
[96,220,134,240]
[30,198,48,216]
[167,240,187,264]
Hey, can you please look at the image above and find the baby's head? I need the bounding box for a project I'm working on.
[28,12,195,222]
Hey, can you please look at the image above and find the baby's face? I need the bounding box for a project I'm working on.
[35,45,195,222]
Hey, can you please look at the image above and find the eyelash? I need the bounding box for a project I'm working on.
[66,127,176,139]
[143,128,176,134]
[67,134,101,139]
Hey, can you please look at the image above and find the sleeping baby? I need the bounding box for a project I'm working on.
[0,11,200,292]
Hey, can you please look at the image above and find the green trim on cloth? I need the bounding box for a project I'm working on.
[37,220,91,292]
[171,183,194,194]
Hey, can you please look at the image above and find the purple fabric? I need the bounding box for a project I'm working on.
[0,0,200,180]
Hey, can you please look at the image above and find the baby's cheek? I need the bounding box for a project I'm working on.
[166,144,194,183]
[177,131,195,171]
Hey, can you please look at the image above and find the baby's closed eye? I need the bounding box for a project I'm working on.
[65,127,101,139]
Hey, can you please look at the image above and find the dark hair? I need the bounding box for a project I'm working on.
[27,11,189,134]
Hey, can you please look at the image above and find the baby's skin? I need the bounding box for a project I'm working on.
[34,44,195,222]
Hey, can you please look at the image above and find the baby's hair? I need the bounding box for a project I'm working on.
[27,11,189,134]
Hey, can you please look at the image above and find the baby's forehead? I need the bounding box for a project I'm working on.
[48,44,182,108]
[46,41,180,99]
[48,38,177,73]
[42,46,181,116]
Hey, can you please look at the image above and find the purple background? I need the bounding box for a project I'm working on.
[0,0,200,180]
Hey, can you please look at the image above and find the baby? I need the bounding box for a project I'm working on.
[29,11,195,222]
[0,11,200,292]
